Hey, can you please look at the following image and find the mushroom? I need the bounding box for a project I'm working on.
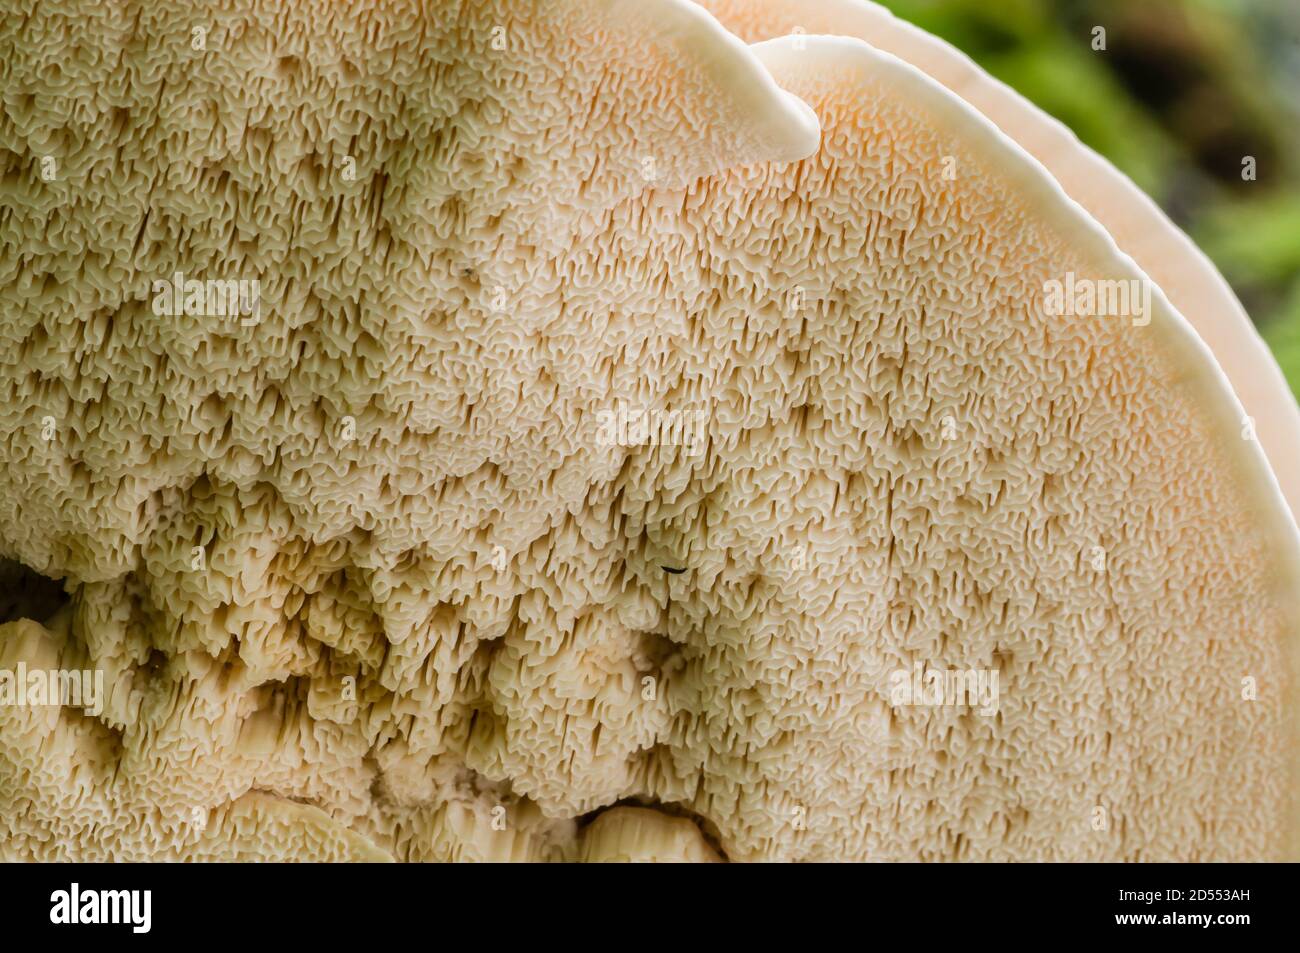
[0,0,819,863]
[1,0,1297,862]
[698,0,1300,525]
[575,806,722,862]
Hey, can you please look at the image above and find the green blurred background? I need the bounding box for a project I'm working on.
[877,0,1300,396]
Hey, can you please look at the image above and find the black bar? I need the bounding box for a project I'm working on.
[0,861,1283,941]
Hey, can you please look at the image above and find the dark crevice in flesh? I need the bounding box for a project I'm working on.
[0,557,70,626]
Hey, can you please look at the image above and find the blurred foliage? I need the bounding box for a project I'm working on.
[876,0,1300,396]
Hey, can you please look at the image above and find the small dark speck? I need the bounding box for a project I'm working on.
[661,566,687,574]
